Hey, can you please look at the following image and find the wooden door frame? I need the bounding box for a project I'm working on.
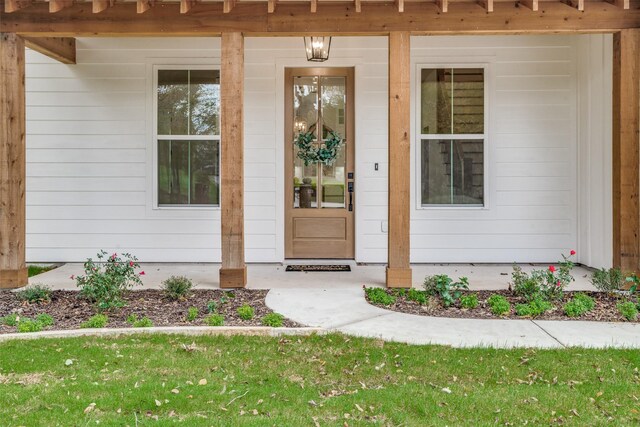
[284,66,356,259]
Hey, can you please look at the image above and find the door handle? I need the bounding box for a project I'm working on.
[348,181,354,212]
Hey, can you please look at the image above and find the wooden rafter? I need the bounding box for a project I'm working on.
[49,0,73,13]
[519,0,539,11]
[354,0,361,12]
[22,36,76,63]
[267,0,275,13]
[396,0,404,12]
[310,0,317,12]
[223,0,235,13]
[561,0,585,11]
[180,0,196,13]
[605,0,630,9]
[4,0,31,13]
[92,0,114,13]
[437,0,448,12]
[479,0,494,12]
[137,0,154,13]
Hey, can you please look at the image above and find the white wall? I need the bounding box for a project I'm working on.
[24,35,612,266]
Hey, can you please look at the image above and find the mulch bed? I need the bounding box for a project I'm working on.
[366,289,640,322]
[0,289,302,334]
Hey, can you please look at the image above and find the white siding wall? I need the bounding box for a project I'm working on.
[24,35,612,266]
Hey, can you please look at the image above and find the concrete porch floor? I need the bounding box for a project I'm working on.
[28,262,596,291]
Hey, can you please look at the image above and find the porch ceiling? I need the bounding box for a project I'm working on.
[1,1,639,36]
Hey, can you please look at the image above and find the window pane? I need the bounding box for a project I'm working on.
[293,76,318,139]
[190,70,220,136]
[158,70,189,135]
[158,140,189,205]
[190,140,219,205]
[420,68,484,135]
[320,76,346,208]
[421,139,484,205]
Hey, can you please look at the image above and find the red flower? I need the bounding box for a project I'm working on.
[139,271,145,276]
[70,275,75,280]
[129,261,134,267]
[556,280,561,287]
[549,265,556,273]
[570,250,576,256]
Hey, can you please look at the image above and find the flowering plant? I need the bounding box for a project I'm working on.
[511,251,576,301]
[75,250,144,310]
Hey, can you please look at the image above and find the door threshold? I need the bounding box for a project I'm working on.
[284,259,357,266]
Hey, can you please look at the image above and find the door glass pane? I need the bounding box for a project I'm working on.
[320,76,346,208]
[420,68,484,135]
[158,70,189,136]
[158,140,189,205]
[190,70,220,136]
[293,76,319,208]
[190,140,219,205]
[421,139,484,205]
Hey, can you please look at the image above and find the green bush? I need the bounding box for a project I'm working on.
[510,252,576,301]
[133,316,153,328]
[35,313,54,327]
[161,276,193,300]
[206,300,217,314]
[487,295,511,316]
[617,301,638,321]
[423,275,469,307]
[364,287,396,306]
[591,268,625,293]
[460,294,479,309]
[205,314,224,326]
[80,314,108,329]
[261,312,284,327]
[1,313,19,326]
[186,307,199,322]
[16,284,52,304]
[511,267,542,301]
[17,319,43,333]
[237,304,255,320]
[563,293,595,318]
[515,298,552,318]
[407,288,428,305]
[75,250,143,311]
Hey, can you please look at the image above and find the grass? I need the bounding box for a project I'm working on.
[0,334,639,426]
[27,265,55,278]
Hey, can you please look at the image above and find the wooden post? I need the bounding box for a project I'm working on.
[0,33,27,289]
[386,31,412,288]
[219,32,247,288]
[613,29,640,271]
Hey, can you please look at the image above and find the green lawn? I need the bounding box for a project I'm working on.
[0,334,639,426]
[27,265,55,277]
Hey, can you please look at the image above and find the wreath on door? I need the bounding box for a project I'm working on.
[294,131,344,166]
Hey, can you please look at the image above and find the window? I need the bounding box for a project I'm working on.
[419,68,485,207]
[155,68,220,206]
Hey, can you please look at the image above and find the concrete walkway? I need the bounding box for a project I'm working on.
[265,288,640,348]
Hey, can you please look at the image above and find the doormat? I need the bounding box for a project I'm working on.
[285,265,351,272]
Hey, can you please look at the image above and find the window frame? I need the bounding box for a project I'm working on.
[152,64,221,210]
[415,63,489,210]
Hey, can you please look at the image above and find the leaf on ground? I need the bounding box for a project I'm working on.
[65,359,73,366]
[198,379,207,386]
[441,387,452,394]
[171,388,180,394]
[84,403,96,414]
[155,399,162,407]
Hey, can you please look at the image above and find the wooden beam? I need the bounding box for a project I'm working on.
[223,0,235,13]
[22,36,75,64]
[436,0,448,13]
[479,0,494,12]
[604,0,629,9]
[613,29,640,272]
[4,0,31,13]
[386,31,412,288]
[2,3,640,37]
[267,0,275,13]
[92,0,114,13]
[220,32,246,288]
[519,0,539,11]
[49,0,73,13]
[0,33,28,289]
[561,0,585,11]
[354,0,361,12]
[310,0,317,13]
[180,0,196,13]
[136,0,154,13]
[395,0,404,12]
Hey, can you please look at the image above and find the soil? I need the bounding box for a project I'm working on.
[366,289,640,322]
[0,289,302,334]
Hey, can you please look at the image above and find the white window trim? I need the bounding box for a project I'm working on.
[415,62,490,210]
[152,64,222,211]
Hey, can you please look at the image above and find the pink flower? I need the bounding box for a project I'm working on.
[129,261,134,267]
[549,265,556,273]
[570,250,576,256]
[139,271,145,276]
[70,275,75,280]
[556,280,561,287]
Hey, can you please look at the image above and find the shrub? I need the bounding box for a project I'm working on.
[237,304,255,320]
[206,300,217,314]
[261,312,284,327]
[1,313,19,326]
[515,297,552,318]
[460,294,479,309]
[364,287,396,306]
[617,301,638,321]
[510,251,576,301]
[563,293,595,318]
[75,250,143,310]
[17,319,43,333]
[80,314,108,329]
[186,307,199,322]
[133,316,153,328]
[161,276,193,300]
[205,314,224,326]
[487,295,511,316]
[423,275,469,307]
[407,288,428,305]
[35,313,54,327]
[16,284,52,304]
[591,268,625,293]
[511,267,541,301]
